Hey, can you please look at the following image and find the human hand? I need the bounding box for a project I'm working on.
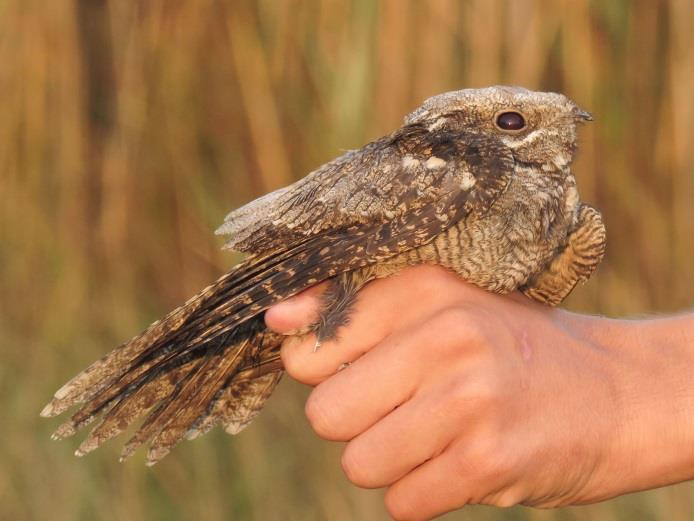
[265,265,694,520]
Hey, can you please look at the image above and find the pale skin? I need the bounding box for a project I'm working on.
[265,265,694,521]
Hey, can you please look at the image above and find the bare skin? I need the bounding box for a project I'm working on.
[265,265,694,521]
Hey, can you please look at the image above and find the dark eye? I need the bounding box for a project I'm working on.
[495,111,526,131]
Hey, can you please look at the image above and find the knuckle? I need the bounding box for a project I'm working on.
[384,488,418,521]
[491,488,525,508]
[410,264,449,290]
[468,375,501,406]
[455,436,514,486]
[472,434,500,465]
[445,375,472,408]
[427,265,460,289]
[450,437,486,474]
[304,391,340,440]
[280,336,323,385]
[445,373,499,413]
[279,337,306,378]
[432,306,470,331]
[430,307,489,349]
[340,443,376,488]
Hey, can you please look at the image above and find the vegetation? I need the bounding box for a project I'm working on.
[1,1,692,519]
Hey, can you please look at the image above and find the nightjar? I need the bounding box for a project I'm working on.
[41,86,606,465]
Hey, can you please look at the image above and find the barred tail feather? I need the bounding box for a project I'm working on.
[66,315,282,464]
[41,247,300,463]
[43,208,457,462]
[74,360,199,457]
[39,241,310,420]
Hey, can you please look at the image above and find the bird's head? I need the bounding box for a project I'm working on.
[404,86,591,169]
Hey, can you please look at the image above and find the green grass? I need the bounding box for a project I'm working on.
[1,1,693,519]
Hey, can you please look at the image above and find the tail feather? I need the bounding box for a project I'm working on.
[40,241,312,419]
[56,311,283,463]
[74,360,198,456]
[43,210,452,462]
[185,371,284,439]
[59,335,218,437]
[185,336,283,440]
[53,259,324,442]
[117,348,228,463]
[41,278,230,419]
[143,342,247,464]
[222,371,283,435]
[86,239,352,417]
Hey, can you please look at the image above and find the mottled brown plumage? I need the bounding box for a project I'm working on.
[41,86,606,465]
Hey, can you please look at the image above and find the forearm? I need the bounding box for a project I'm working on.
[565,311,694,499]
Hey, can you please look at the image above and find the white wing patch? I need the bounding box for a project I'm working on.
[425,156,447,169]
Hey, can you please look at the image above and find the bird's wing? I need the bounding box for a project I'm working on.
[216,125,515,254]
[42,128,516,463]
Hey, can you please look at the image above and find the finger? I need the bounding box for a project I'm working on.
[301,302,484,441]
[264,283,327,334]
[384,439,524,520]
[301,325,422,440]
[279,278,403,385]
[279,287,394,386]
[280,266,464,386]
[384,443,472,521]
[339,378,466,489]
[301,316,439,440]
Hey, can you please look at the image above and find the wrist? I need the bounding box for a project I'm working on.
[628,316,694,488]
[567,312,694,499]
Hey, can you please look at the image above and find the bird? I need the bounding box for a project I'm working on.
[41,86,606,466]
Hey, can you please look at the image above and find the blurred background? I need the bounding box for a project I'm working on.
[2,0,693,520]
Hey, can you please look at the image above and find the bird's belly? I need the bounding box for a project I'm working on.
[403,216,563,294]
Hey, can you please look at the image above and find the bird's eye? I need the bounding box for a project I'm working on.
[495,111,526,132]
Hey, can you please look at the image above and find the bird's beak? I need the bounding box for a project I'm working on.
[572,105,593,122]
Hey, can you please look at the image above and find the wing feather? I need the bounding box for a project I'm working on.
[43,126,514,462]
[216,126,514,254]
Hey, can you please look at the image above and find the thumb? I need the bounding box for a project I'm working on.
[264,282,327,334]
